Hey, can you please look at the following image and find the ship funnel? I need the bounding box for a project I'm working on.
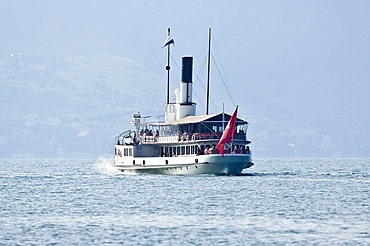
[176,56,196,120]
[180,57,193,104]
[181,57,193,83]
[165,56,196,122]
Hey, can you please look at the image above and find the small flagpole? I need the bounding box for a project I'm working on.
[231,105,238,152]
[222,103,225,131]
[166,28,171,104]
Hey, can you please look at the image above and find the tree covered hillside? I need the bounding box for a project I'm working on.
[0,50,160,157]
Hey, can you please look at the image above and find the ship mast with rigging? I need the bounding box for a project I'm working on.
[206,28,212,115]
[166,28,171,104]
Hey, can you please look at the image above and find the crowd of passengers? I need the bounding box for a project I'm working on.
[198,145,251,155]
[162,145,251,157]
[140,129,159,137]
[139,128,246,142]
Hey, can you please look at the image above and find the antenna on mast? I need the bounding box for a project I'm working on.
[166,28,171,104]
[206,28,211,115]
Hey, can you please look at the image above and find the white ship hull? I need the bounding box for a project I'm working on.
[114,154,253,175]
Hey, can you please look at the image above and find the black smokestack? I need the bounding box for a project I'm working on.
[181,57,193,83]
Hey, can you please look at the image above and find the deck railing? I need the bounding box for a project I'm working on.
[139,132,246,143]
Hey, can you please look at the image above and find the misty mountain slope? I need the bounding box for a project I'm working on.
[0,49,369,158]
[0,51,165,157]
[1,52,160,126]
[57,53,158,95]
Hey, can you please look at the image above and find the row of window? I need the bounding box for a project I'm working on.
[116,144,248,158]
[163,145,195,156]
[116,148,133,157]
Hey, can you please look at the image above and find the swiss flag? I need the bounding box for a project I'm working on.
[217,107,238,156]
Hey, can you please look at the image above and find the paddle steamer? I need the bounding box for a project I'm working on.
[114,29,253,175]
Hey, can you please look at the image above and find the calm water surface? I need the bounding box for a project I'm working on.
[0,158,369,245]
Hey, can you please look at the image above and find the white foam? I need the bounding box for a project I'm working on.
[94,156,120,175]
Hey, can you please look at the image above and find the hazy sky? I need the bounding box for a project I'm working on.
[1,0,369,131]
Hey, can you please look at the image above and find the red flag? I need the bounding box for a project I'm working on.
[217,107,238,156]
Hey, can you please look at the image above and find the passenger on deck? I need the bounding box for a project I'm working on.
[233,146,240,154]
[246,146,251,154]
[183,132,189,141]
[240,146,247,154]
[213,145,220,154]
[196,148,204,155]
[209,145,214,154]
[205,147,210,155]
[223,145,230,154]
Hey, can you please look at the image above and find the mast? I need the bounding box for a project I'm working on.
[206,28,211,115]
[166,28,171,104]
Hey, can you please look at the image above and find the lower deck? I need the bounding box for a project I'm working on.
[114,153,253,175]
[115,141,251,158]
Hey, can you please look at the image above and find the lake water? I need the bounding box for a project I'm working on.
[0,158,369,245]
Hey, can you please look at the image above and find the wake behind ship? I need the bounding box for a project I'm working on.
[114,30,253,175]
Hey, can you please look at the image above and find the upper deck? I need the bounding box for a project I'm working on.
[116,112,250,146]
[138,131,248,144]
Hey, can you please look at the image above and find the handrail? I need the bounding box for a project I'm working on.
[139,132,247,143]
